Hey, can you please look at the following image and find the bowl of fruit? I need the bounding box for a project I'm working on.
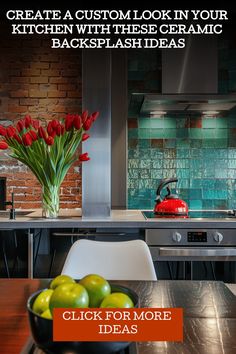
[27,274,139,354]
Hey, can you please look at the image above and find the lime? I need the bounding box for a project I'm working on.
[41,308,53,319]
[32,289,54,315]
[100,292,134,308]
[49,283,89,315]
[49,275,75,290]
[79,274,111,307]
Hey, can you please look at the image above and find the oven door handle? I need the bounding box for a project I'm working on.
[158,248,236,257]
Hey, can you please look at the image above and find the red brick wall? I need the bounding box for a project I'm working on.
[0,33,82,209]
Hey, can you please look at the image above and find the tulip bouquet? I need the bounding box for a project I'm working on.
[0,111,99,218]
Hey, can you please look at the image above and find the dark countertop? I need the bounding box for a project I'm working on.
[1,209,236,229]
[1,279,236,354]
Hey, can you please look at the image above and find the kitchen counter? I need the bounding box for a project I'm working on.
[1,209,236,229]
[2,209,236,279]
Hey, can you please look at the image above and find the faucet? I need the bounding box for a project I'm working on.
[5,192,15,220]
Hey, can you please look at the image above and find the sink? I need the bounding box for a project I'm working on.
[0,210,33,218]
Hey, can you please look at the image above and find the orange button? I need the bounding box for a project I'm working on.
[53,308,183,342]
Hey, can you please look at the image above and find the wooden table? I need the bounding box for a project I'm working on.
[1,279,236,353]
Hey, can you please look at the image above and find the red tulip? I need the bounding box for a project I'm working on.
[29,130,38,142]
[24,115,32,129]
[16,120,25,132]
[47,121,57,138]
[65,114,74,131]
[74,115,82,130]
[22,133,32,146]
[45,136,54,145]
[0,125,7,136]
[32,119,40,130]
[13,134,22,144]
[51,119,59,129]
[56,124,65,136]
[91,111,99,122]
[47,121,54,136]
[7,126,16,138]
[82,133,90,142]
[81,110,88,123]
[56,124,61,136]
[50,130,57,138]
[0,141,8,149]
[83,118,93,131]
[79,152,90,162]
[38,127,47,140]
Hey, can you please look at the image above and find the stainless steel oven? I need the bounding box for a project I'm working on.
[145,228,236,281]
[145,228,236,261]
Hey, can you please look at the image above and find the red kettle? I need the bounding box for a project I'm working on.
[154,178,188,216]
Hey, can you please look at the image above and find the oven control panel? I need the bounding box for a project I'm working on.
[187,231,207,242]
[145,229,236,246]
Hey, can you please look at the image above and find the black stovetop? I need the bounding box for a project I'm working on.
[142,210,236,219]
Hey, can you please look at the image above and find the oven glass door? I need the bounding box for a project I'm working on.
[149,247,236,282]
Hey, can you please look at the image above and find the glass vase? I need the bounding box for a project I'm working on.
[42,185,60,219]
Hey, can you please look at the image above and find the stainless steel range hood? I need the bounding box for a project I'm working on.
[138,36,236,115]
[140,94,236,115]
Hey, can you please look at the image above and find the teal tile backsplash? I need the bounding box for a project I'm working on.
[127,44,236,210]
[128,113,236,209]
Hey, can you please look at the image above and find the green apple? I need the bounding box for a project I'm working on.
[100,292,134,308]
[49,274,75,290]
[32,289,54,315]
[79,274,111,307]
[41,308,53,319]
[49,283,89,315]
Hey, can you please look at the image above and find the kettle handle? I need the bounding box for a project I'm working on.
[156,178,178,202]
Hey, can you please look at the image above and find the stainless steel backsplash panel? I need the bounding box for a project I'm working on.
[82,49,111,217]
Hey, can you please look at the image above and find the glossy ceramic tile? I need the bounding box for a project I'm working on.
[128,45,236,209]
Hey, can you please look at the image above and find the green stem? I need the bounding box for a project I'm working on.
[42,184,60,218]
